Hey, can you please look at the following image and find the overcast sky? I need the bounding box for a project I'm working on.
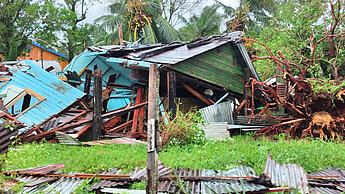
[84,0,239,23]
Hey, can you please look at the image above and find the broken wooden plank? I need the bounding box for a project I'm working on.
[131,88,144,132]
[108,120,133,133]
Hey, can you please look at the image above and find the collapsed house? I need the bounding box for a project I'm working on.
[58,31,262,140]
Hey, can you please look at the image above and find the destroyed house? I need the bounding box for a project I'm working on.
[0,61,85,133]
[62,31,260,114]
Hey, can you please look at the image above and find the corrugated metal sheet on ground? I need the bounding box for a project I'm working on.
[159,166,266,194]
[0,60,85,133]
[311,186,343,194]
[200,101,234,124]
[263,152,309,194]
[20,172,84,194]
[131,162,172,181]
[0,124,18,155]
[91,168,136,191]
[309,168,345,193]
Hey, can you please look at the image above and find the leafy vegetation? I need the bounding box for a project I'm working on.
[178,5,223,41]
[251,0,345,80]
[2,135,345,175]
[161,105,205,146]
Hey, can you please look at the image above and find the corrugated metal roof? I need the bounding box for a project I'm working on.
[200,101,234,123]
[158,166,266,194]
[0,60,85,133]
[0,112,23,155]
[20,173,84,194]
[263,152,309,194]
[309,168,345,193]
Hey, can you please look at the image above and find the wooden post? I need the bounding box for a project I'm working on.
[92,70,102,140]
[167,71,176,118]
[118,24,124,46]
[146,63,159,194]
[84,69,92,96]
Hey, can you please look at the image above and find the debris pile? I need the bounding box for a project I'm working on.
[3,152,344,193]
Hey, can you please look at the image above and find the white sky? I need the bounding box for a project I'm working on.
[84,0,239,23]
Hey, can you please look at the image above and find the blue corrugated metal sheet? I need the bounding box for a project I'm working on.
[62,49,151,111]
[0,60,85,132]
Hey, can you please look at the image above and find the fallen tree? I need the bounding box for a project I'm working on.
[244,0,345,139]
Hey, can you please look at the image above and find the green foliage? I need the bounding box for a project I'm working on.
[1,142,147,174]
[2,135,345,185]
[0,0,40,60]
[178,5,222,41]
[129,180,146,190]
[251,0,345,80]
[309,78,345,98]
[161,104,205,146]
[35,0,96,60]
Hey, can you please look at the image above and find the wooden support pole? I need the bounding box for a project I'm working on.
[182,83,213,106]
[92,70,102,140]
[84,69,92,95]
[118,24,124,46]
[167,71,176,118]
[146,63,159,194]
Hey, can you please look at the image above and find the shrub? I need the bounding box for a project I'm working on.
[161,102,205,147]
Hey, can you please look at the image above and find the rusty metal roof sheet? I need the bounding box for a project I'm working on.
[158,166,266,194]
[20,172,84,194]
[131,162,172,181]
[0,112,23,155]
[263,152,309,193]
[8,163,65,175]
[90,168,133,191]
[309,168,345,193]
[311,186,343,194]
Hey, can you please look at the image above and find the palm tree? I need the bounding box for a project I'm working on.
[217,0,278,33]
[94,0,182,45]
[178,5,223,41]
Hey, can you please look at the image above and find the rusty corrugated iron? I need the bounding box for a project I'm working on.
[8,163,65,175]
[263,152,309,193]
[0,112,23,155]
[309,168,345,193]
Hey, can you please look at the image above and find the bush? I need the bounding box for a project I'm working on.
[161,102,205,147]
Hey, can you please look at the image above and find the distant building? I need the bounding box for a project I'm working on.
[18,42,69,70]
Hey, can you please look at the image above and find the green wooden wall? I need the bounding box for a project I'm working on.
[169,43,245,94]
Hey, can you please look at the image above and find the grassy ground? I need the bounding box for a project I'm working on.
[2,134,345,175]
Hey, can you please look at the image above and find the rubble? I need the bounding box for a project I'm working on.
[4,152,343,193]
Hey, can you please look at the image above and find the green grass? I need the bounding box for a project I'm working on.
[2,134,345,175]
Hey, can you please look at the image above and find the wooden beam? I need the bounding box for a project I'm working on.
[131,88,144,132]
[92,69,102,140]
[146,63,159,194]
[138,106,145,132]
[167,71,176,118]
[108,120,133,133]
[21,103,148,142]
[56,110,88,128]
[75,123,93,138]
[182,83,213,106]
[84,69,92,95]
